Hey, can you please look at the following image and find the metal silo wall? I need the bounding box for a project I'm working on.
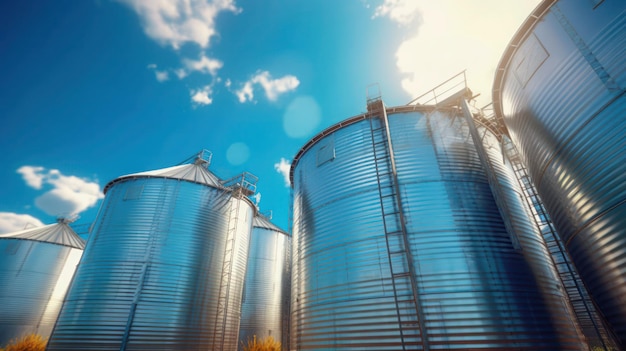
[219,198,254,351]
[495,0,626,344]
[290,109,585,350]
[0,240,81,344]
[473,120,586,345]
[47,177,253,351]
[239,223,291,350]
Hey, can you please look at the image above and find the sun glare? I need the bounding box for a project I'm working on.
[395,0,541,106]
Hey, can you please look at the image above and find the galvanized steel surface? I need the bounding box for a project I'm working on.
[503,136,619,350]
[239,216,291,350]
[290,108,585,350]
[0,238,82,345]
[0,221,85,249]
[493,0,626,344]
[47,176,254,350]
[214,188,255,351]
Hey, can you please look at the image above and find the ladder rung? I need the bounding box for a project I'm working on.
[378,175,394,183]
[382,211,399,218]
[393,272,411,278]
[389,251,407,256]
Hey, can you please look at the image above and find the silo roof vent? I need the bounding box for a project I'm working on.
[0,220,86,249]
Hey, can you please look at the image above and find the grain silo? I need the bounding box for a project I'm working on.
[47,150,257,351]
[289,82,586,350]
[0,218,84,345]
[238,214,291,350]
[492,0,626,345]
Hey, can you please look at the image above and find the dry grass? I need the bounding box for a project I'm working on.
[0,334,47,351]
[241,335,281,351]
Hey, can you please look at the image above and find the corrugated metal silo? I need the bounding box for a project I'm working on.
[238,214,291,350]
[493,0,626,345]
[47,151,257,351]
[289,92,586,349]
[0,219,84,345]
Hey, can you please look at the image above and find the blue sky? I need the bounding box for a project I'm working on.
[0,0,539,234]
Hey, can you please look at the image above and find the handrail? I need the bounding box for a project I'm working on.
[406,70,467,106]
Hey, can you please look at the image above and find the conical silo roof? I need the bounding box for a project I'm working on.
[104,151,222,194]
[0,219,85,249]
[253,215,288,235]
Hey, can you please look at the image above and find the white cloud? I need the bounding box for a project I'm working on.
[162,53,223,83]
[16,166,104,217]
[255,72,300,101]
[147,63,170,82]
[17,166,45,189]
[183,54,223,76]
[148,54,221,82]
[191,85,214,105]
[117,0,241,49]
[121,2,242,106]
[174,68,188,79]
[0,212,44,234]
[372,0,420,26]
[379,0,540,106]
[274,158,291,187]
[235,81,255,103]
[235,71,300,103]
[155,70,170,82]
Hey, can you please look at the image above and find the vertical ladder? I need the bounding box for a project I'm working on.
[475,104,619,350]
[504,141,619,351]
[212,173,257,351]
[367,97,428,350]
[212,191,241,351]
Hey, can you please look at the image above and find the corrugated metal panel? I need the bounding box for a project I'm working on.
[290,108,585,350]
[239,216,291,350]
[493,0,626,345]
[0,237,82,344]
[47,176,254,350]
[217,192,254,351]
[501,135,619,351]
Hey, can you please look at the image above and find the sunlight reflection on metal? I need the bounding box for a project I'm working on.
[0,221,85,345]
[239,215,291,350]
[493,0,626,346]
[47,153,257,351]
[289,101,584,350]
